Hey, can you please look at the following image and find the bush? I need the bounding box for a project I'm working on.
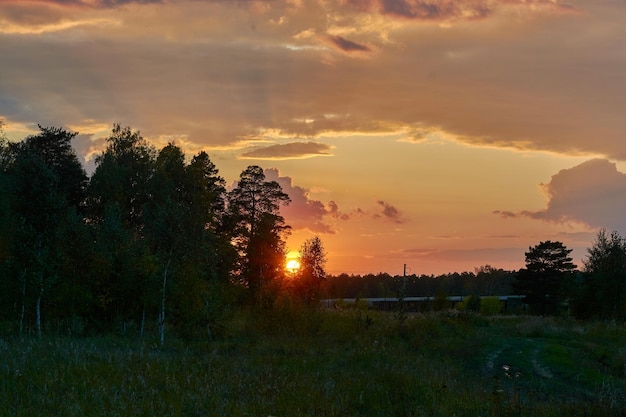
[480,296,503,315]
[457,295,481,312]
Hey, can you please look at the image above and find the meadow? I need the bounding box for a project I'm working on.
[1,306,625,417]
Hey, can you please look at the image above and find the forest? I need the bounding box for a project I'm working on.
[1,123,626,341]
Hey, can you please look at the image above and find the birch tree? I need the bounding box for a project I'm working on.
[4,126,86,335]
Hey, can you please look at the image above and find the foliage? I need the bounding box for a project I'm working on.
[0,126,88,335]
[0,124,240,337]
[573,229,626,321]
[514,240,576,315]
[322,269,516,301]
[291,235,328,305]
[457,295,481,312]
[227,165,291,301]
[479,296,503,315]
[4,121,626,341]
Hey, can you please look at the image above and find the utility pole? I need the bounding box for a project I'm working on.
[396,264,407,325]
[403,263,407,294]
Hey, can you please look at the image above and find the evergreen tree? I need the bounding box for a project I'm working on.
[227,166,291,302]
[575,229,626,321]
[514,240,576,315]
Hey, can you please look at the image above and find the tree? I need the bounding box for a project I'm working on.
[86,125,156,330]
[227,166,291,301]
[87,124,156,227]
[0,130,11,264]
[514,240,576,315]
[185,151,227,231]
[2,126,87,335]
[574,229,626,321]
[144,143,189,344]
[293,236,327,305]
[182,151,235,339]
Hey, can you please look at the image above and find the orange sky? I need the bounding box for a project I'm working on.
[2,0,626,275]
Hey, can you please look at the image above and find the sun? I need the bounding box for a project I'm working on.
[286,258,301,274]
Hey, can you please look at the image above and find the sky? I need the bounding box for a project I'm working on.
[1,0,626,276]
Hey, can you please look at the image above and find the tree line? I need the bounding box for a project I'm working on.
[0,124,328,340]
[1,123,626,340]
[322,236,626,321]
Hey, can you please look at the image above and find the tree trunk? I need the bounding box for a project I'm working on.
[19,270,26,337]
[141,306,146,339]
[159,254,172,346]
[36,285,43,338]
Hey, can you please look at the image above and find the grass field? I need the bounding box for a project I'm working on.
[1,307,625,416]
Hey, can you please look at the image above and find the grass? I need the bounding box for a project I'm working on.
[0,308,625,416]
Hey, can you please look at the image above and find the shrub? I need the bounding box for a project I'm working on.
[480,297,503,315]
[457,295,481,312]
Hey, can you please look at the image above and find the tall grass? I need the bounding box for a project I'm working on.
[0,308,624,416]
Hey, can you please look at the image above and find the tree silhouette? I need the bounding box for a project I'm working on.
[3,126,87,335]
[227,166,291,302]
[514,240,576,315]
[293,236,327,305]
[575,229,626,321]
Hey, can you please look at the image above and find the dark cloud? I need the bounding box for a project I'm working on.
[342,0,458,20]
[342,0,575,21]
[327,200,351,221]
[374,200,407,224]
[493,210,518,219]
[239,142,332,160]
[323,34,372,55]
[2,0,163,7]
[500,159,626,233]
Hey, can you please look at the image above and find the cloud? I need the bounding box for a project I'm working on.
[396,246,525,263]
[0,0,162,7]
[493,210,518,219]
[264,168,339,233]
[374,200,407,224]
[342,0,487,21]
[340,0,576,22]
[239,141,333,160]
[1,0,624,163]
[321,34,374,57]
[326,200,351,221]
[501,159,626,233]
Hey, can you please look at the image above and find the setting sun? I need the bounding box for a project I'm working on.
[286,259,301,273]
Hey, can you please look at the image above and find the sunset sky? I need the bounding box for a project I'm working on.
[2,0,626,275]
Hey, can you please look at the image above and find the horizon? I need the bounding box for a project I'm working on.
[2,0,625,276]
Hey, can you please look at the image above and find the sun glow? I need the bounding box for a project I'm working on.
[286,258,301,274]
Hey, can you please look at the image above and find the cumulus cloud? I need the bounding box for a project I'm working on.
[239,141,333,160]
[499,159,626,233]
[264,168,340,233]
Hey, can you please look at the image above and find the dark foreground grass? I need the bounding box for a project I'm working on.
[1,308,625,416]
